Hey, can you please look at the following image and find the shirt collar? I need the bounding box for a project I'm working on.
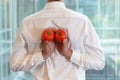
[44,2,66,9]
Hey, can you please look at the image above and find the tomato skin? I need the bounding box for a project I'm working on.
[55,29,67,42]
[42,29,54,42]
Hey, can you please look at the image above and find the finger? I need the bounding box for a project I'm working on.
[55,42,63,46]
[43,40,49,44]
[63,38,69,48]
[48,42,54,49]
[40,41,49,52]
[63,38,68,44]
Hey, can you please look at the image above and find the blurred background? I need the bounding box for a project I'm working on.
[0,0,120,80]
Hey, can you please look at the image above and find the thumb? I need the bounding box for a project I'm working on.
[63,38,68,46]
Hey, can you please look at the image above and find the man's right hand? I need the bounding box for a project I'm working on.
[40,40,55,59]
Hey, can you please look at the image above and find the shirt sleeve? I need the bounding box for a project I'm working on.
[10,20,45,72]
[70,17,105,70]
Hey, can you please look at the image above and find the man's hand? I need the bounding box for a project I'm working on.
[55,39,72,60]
[40,40,55,59]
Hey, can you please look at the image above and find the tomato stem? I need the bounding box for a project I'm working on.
[47,31,51,35]
[58,32,61,36]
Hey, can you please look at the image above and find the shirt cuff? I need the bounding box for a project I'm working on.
[70,49,81,66]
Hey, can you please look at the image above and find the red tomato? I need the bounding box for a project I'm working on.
[42,29,54,42]
[55,29,67,42]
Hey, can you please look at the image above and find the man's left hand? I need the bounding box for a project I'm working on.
[55,39,72,60]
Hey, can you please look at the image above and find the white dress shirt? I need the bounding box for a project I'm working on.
[10,2,105,80]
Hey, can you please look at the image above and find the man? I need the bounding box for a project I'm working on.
[10,0,105,80]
